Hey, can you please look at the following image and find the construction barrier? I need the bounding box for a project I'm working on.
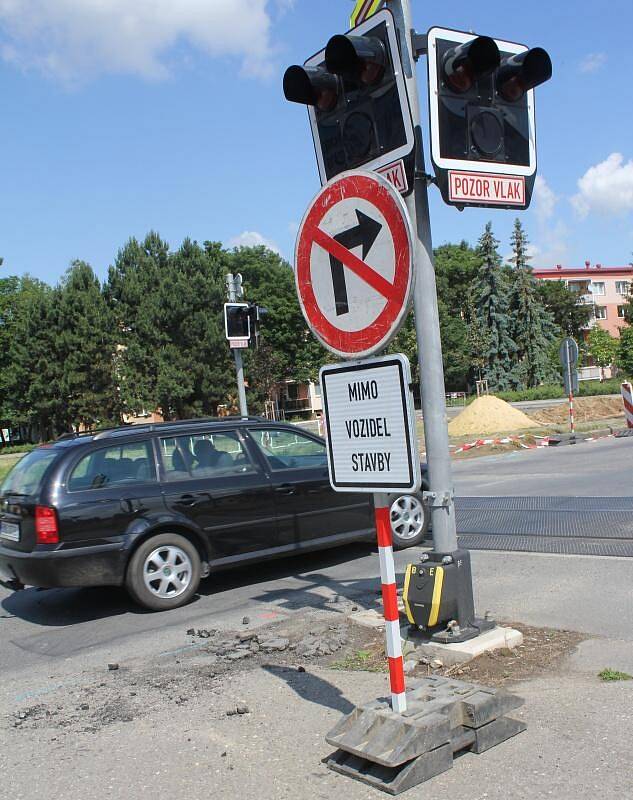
[621,381,633,429]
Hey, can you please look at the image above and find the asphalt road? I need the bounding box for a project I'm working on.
[1,435,632,684]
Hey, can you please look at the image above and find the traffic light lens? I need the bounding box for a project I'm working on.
[497,47,552,102]
[443,35,500,93]
[283,65,338,111]
[342,111,374,161]
[470,110,504,157]
[325,34,385,85]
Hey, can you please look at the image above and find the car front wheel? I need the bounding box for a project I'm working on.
[389,492,429,549]
[126,533,201,611]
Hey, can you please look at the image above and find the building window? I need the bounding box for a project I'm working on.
[594,306,607,320]
[618,305,626,319]
[314,382,321,397]
[616,281,630,295]
[590,282,605,296]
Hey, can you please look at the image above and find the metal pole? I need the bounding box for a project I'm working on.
[234,348,248,417]
[389,0,458,552]
[226,272,249,417]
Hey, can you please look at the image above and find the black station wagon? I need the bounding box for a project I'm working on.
[0,418,429,610]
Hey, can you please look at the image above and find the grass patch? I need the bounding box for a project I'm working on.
[598,668,633,682]
[330,648,386,673]
[0,455,22,484]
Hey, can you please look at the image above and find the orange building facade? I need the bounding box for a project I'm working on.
[533,262,633,338]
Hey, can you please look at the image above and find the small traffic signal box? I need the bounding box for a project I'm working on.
[224,302,250,347]
[283,8,414,193]
[427,27,552,210]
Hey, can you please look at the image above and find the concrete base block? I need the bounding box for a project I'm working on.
[325,743,453,795]
[325,677,526,794]
[405,626,523,667]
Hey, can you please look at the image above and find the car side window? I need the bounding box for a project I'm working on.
[249,428,327,471]
[159,431,256,482]
[68,441,156,491]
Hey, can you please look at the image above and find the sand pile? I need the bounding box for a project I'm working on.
[530,396,623,425]
[448,395,539,437]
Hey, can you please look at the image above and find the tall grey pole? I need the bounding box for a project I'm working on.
[388,0,458,552]
[234,348,248,417]
[226,273,249,417]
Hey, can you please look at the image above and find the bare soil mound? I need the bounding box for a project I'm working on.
[530,395,623,425]
[448,395,539,437]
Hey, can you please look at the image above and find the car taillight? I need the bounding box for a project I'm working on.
[35,506,59,544]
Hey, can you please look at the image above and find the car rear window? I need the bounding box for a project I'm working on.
[0,448,59,497]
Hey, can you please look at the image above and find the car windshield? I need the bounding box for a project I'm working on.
[1,448,59,497]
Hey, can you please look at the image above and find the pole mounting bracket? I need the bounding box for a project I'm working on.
[411,31,427,60]
[422,489,454,509]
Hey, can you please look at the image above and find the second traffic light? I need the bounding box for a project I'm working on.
[283,8,414,192]
[427,27,552,210]
[224,303,250,344]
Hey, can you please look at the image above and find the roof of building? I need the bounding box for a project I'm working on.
[533,261,633,278]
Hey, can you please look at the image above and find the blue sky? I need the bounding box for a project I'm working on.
[1,0,632,285]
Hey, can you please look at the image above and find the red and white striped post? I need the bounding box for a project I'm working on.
[568,391,575,434]
[621,381,633,428]
[374,492,406,713]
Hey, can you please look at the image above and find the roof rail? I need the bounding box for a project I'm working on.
[90,415,271,441]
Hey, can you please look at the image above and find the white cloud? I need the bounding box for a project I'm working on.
[528,175,569,266]
[533,175,558,224]
[571,153,633,218]
[579,52,607,73]
[228,230,281,255]
[0,0,276,83]
[529,221,570,267]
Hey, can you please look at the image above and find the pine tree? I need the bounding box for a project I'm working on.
[507,220,559,388]
[57,261,119,429]
[472,222,516,390]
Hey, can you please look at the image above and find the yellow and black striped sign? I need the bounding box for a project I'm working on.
[350,0,384,28]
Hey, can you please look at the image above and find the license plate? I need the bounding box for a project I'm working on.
[0,521,20,542]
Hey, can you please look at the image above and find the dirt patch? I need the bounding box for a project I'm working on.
[530,396,623,425]
[323,622,585,689]
[449,395,539,437]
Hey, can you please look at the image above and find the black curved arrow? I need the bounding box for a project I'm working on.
[329,210,382,316]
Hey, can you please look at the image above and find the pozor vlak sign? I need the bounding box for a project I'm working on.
[320,354,420,493]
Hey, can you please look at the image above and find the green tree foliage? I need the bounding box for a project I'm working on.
[3,280,64,439]
[434,242,482,390]
[472,223,516,390]
[229,245,328,387]
[618,326,633,377]
[107,233,233,419]
[507,220,559,388]
[537,280,593,339]
[57,261,118,429]
[587,326,618,381]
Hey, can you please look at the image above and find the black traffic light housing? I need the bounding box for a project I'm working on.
[224,303,250,342]
[283,8,414,193]
[427,27,552,210]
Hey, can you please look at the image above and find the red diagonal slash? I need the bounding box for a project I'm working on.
[311,226,396,301]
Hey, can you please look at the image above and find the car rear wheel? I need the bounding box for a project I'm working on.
[126,533,201,611]
[389,492,429,549]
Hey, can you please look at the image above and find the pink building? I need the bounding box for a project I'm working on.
[533,261,633,338]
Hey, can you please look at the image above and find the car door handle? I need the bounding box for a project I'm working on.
[177,493,204,507]
[120,499,142,513]
[275,484,296,496]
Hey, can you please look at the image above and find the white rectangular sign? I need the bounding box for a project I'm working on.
[320,354,421,493]
[448,171,526,206]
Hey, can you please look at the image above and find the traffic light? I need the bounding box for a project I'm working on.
[283,8,414,192]
[224,303,250,343]
[427,27,552,210]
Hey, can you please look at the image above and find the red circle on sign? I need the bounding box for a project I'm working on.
[295,171,412,358]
